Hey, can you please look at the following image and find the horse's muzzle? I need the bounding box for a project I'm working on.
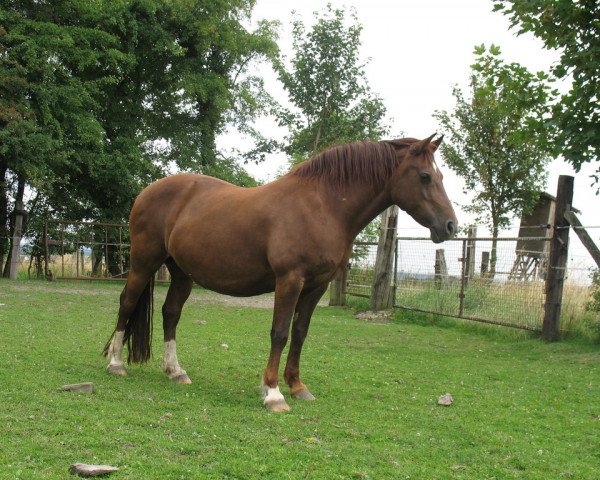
[430,219,457,244]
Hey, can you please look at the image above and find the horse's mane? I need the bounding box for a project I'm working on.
[290,138,419,189]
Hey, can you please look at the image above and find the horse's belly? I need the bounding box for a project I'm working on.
[172,250,276,297]
[195,272,276,297]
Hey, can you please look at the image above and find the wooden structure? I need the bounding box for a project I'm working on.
[509,192,555,281]
[542,176,573,341]
[370,206,399,310]
[434,248,448,288]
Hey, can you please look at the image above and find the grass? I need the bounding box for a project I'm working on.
[1,279,600,479]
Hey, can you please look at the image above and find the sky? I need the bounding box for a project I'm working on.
[219,0,598,281]
[229,0,598,240]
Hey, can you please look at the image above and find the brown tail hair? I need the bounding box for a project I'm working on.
[102,276,155,364]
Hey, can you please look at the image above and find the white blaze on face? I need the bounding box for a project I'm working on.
[107,330,125,368]
[162,339,186,378]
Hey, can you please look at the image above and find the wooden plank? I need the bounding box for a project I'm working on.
[564,210,600,269]
[542,175,573,341]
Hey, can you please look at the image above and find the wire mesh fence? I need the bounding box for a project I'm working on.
[347,224,598,332]
[394,236,548,331]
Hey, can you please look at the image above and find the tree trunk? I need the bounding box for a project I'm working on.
[3,176,25,278]
[0,161,8,273]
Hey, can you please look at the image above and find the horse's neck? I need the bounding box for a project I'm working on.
[322,182,392,241]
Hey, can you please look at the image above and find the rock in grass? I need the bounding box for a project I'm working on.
[69,463,119,477]
[59,382,94,394]
[437,393,453,406]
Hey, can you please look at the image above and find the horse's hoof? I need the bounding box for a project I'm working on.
[265,399,291,413]
[107,365,127,376]
[292,389,316,401]
[171,374,192,385]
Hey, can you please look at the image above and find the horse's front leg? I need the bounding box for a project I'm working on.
[284,283,328,400]
[262,272,304,412]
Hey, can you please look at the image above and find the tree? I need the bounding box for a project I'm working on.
[434,45,556,277]
[274,4,389,164]
[0,0,278,273]
[0,1,120,271]
[493,0,600,179]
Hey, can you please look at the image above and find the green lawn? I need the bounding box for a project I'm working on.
[0,280,599,479]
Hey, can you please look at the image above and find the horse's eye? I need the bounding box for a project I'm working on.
[420,172,432,184]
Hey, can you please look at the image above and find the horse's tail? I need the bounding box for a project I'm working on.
[102,276,155,364]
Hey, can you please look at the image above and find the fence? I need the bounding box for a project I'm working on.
[346,224,596,333]
[348,235,552,331]
[345,176,600,338]
[41,220,178,282]
[43,220,130,281]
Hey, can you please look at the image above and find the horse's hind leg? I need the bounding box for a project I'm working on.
[106,269,156,375]
[284,283,328,400]
[161,258,193,384]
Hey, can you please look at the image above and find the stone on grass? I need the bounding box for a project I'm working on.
[59,382,94,394]
[69,463,119,477]
[437,393,453,406]
[220,343,229,350]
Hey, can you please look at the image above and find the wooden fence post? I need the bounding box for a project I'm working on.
[329,262,348,306]
[542,175,573,341]
[434,249,447,289]
[480,251,490,277]
[466,226,477,280]
[370,206,398,310]
[157,263,168,281]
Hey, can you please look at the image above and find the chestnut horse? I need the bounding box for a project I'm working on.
[103,134,457,412]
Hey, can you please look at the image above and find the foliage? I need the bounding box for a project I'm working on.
[493,0,600,180]
[587,270,600,313]
[0,0,277,271]
[1,280,600,478]
[274,4,389,164]
[434,45,556,275]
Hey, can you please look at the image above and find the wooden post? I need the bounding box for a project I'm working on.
[542,175,574,341]
[458,239,468,316]
[328,261,348,306]
[434,249,447,289]
[480,251,490,277]
[466,226,477,279]
[8,201,24,279]
[564,210,600,269]
[370,206,398,310]
[157,263,168,281]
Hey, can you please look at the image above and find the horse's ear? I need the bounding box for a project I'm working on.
[432,134,444,151]
[409,133,437,155]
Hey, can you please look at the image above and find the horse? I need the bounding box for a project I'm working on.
[103,134,457,412]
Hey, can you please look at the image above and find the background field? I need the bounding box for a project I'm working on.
[1,280,599,479]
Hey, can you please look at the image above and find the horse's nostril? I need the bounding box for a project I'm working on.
[446,220,456,235]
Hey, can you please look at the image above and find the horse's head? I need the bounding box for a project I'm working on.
[387,134,458,243]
